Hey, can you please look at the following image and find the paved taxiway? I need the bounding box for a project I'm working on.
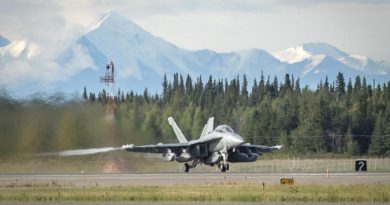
[0,172,389,186]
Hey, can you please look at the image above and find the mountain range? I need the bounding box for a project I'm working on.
[1,12,389,97]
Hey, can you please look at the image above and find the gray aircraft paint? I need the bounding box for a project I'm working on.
[122,117,281,172]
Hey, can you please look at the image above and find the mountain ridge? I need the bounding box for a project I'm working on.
[0,35,10,47]
[65,12,387,93]
[1,12,389,96]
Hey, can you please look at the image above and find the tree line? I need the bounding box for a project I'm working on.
[83,72,390,156]
[1,72,389,157]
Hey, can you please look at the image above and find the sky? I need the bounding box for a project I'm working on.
[1,0,390,92]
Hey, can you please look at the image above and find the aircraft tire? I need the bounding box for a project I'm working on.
[184,163,190,172]
[220,164,227,172]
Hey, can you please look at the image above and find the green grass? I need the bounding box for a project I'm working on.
[1,154,390,174]
[0,183,389,202]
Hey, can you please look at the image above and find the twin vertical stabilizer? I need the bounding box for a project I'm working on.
[200,117,214,139]
[168,117,188,143]
[168,116,215,142]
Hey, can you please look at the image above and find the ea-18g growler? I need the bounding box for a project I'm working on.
[122,117,282,172]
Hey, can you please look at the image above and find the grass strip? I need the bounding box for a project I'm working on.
[0,183,389,202]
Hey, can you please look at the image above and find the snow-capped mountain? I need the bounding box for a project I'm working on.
[0,39,38,59]
[1,12,389,97]
[0,34,38,60]
[273,42,389,77]
[0,35,10,47]
[63,12,388,93]
[59,12,287,93]
[57,12,206,94]
[0,35,42,91]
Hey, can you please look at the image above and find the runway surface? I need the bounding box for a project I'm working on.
[0,172,389,186]
[1,203,388,205]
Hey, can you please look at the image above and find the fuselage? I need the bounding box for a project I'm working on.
[122,116,280,172]
[202,125,244,152]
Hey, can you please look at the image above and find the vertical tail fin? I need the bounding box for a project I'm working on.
[200,117,214,138]
[168,117,188,143]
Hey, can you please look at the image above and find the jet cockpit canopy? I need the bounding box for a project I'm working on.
[214,125,234,133]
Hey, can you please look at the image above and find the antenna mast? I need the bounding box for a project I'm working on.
[100,61,115,100]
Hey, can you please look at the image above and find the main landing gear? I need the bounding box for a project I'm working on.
[184,163,190,172]
[219,163,229,172]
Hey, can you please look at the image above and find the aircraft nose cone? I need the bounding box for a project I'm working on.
[232,134,244,146]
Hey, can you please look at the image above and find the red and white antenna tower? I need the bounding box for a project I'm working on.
[100,61,115,99]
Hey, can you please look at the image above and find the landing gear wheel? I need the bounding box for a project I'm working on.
[226,163,230,171]
[184,163,190,173]
[220,164,227,172]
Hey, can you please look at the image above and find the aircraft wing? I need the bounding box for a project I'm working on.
[238,143,282,153]
[122,143,189,154]
[122,136,222,154]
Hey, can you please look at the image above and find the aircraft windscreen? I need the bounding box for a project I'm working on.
[215,125,234,133]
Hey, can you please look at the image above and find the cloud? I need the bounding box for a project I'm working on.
[0,39,95,90]
[61,44,97,78]
[2,0,390,57]
[0,0,389,93]
[0,0,100,90]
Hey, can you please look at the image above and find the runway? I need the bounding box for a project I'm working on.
[0,172,389,186]
[1,203,389,205]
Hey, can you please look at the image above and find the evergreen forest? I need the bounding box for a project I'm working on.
[1,72,389,157]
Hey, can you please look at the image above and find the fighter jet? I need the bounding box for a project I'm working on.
[122,117,281,172]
